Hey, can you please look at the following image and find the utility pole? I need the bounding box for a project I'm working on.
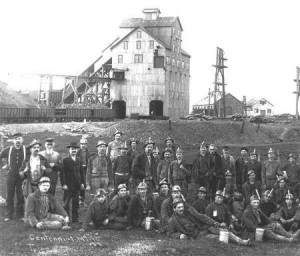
[294,67,300,120]
[208,88,211,116]
[213,47,227,118]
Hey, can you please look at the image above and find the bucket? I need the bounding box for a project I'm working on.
[255,228,264,241]
[219,230,229,244]
[145,217,154,230]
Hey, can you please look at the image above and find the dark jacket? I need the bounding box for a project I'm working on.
[192,198,210,214]
[210,153,224,179]
[109,194,130,222]
[205,202,231,225]
[25,189,67,227]
[242,180,262,206]
[235,157,248,187]
[61,155,84,190]
[244,160,262,182]
[192,152,211,183]
[276,203,300,221]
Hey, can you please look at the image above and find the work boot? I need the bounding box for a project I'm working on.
[229,232,251,246]
[275,225,293,238]
[265,230,294,242]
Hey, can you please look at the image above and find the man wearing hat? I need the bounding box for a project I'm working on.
[107,130,123,165]
[157,149,172,184]
[127,138,140,161]
[131,138,157,193]
[164,136,176,160]
[113,143,132,189]
[86,141,113,194]
[24,177,70,230]
[223,170,235,203]
[260,190,277,219]
[154,179,170,224]
[79,188,109,231]
[262,148,283,189]
[126,181,157,229]
[39,138,62,196]
[242,195,300,242]
[61,142,85,223]
[221,146,235,180]
[235,147,249,188]
[244,150,262,183]
[19,139,51,197]
[192,186,210,214]
[242,170,262,206]
[273,176,289,208]
[208,144,224,195]
[0,133,30,221]
[282,153,300,198]
[76,138,90,206]
[169,148,190,197]
[108,183,130,230]
[276,193,300,232]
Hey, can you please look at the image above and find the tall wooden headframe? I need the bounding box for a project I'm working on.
[295,67,300,120]
[213,47,227,118]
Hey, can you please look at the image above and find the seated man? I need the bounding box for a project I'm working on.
[126,181,157,229]
[242,170,262,206]
[168,198,250,245]
[79,188,109,231]
[276,193,300,232]
[273,177,289,208]
[228,188,245,232]
[108,183,130,230]
[154,179,170,221]
[24,177,70,230]
[242,195,300,242]
[192,186,210,214]
[260,190,277,220]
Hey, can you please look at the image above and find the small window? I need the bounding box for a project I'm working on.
[136,41,141,49]
[267,109,272,114]
[134,54,143,63]
[172,44,175,52]
[149,40,154,49]
[177,60,180,67]
[118,55,123,63]
[254,109,259,113]
[166,57,170,64]
[123,41,128,50]
[137,31,141,38]
[154,56,164,68]
[186,62,190,70]
[181,61,185,69]
[172,58,175,66]
[90,109,95,116]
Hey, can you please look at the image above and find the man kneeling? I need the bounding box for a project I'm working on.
[24,177,70,230]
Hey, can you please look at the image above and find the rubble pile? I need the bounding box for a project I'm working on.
[180,113,214,121]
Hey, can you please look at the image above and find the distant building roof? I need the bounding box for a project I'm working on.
[247,98,273,107]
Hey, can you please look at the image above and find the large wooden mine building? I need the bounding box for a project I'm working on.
[60,8,191,118]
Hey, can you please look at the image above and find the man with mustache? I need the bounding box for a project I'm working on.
[0,133,30,221]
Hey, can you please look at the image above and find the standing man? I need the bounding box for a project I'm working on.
[209,144,224,195]
[86,141,113,194]
[157,149,172,184]
[262,148,282,190]
[282,153,300,198]
[76,138,90,206]
[132,138,157,193]
[164,136,176,160]
[221,146,235,180]
[244,150,262,183]
[39,138,62,196]
[127,138,139,161]
[242,170,262,206]
[154,179,170,223]
[235,147,249,189]
[0,133,29,221]
[107,130,123,165]
[60,142,84,223]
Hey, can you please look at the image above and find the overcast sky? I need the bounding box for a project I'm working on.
[0,0,300,114]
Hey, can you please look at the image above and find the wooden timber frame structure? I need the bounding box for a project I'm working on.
[213,47,227,118]
[294,67,300,120]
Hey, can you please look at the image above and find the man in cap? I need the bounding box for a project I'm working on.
[242,195,300,242]
[108,183,130,230]
[107,130,123,165]
[79,188,109,231]
[152,147,161,166]
[223,170,235,203]
[276,193,300,232]
[154,179,170,222]
[60,142,85,223]
[192,186,210,214]
[19,139,51,197]
[228,188,245,232]
[209,144,224,195]
[169,148,190,197]
[262,148,282,189]
[127,138,139,161]
[221,146,235,180]
[39,138,62,196]
[260,190,277,220]
[273,176,289,208]
[242,170,262,206]
[235,147,249,188]
[126,181,157,229]
[24,177,70,230]
[86,140,113,194]
[0,133,30,220]
[164,136,176,160]
[157,149,172,184]
[76,138,90,206]
[113,142,132,189]
[244,150,262,183]
[282,153,300,198]
[131,138,157,193]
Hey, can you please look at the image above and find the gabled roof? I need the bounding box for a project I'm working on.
[110,26,171,50]
[120,17,183,31]
[247,98,274,107]
[216,93,242,104]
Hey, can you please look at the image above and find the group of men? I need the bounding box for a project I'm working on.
[0,131,300,244]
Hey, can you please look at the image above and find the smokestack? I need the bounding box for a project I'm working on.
[143,8,161,20]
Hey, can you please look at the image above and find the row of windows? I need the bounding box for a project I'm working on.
[166,57,189,70]
[123,40,155,50]
[118,54,143,63]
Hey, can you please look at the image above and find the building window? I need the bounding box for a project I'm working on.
[254,109,259,113]
[172,44,175,52]
[186,62,190,70]
[172,58,175,66]
[136,41,141,49]
[118,55,123,63]
[134,54,143,63]
[123,41,128,50]
[166,57,170,64]
[182,61,185,69]
[149,40,154,49]
[267,109,272,114]
[177,60,180,67]
[137,31,141,38]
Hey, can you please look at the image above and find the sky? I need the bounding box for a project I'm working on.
[0,0,300,114]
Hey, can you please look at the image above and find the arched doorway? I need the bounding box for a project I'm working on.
[149,100,163,116]
[112,101,126,119]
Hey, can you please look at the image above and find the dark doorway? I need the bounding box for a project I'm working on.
[149,100,163,116]
[112,101,126,119]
